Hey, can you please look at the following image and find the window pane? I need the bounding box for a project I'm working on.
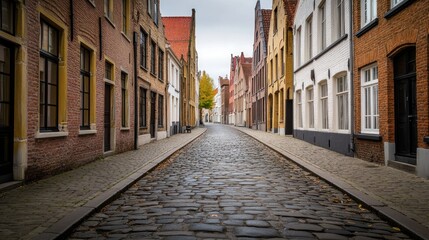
[1,0,13,33]
[0,75,9,102]
[47,61,58,84]
[84,76,90,92]
[0,103,9,127]
[48,26,58,55]
[84,49,90,72]
[47,105,57,127]
[40,105,45,128]
[48,85,57,105]
[41,23,49,52]
[84,93,89,109]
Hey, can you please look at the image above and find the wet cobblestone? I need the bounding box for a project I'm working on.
[69,125,411,239]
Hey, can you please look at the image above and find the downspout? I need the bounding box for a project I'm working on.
[133,32,138,150]
[349,0,355,154]
[69,0,74,41]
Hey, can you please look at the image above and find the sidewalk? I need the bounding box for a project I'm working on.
[0,128,206,240]
[234,126,429,239]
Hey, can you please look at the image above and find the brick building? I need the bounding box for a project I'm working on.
[353,0,429,177]
[233,53,252,127]
[135,0,167,145]
[163,9,198,130]
[228,55,239,125]
[0,0,142,182]
[251,1,271,131]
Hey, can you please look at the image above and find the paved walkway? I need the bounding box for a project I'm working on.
[0,128,206,240]
[234,126,429,239]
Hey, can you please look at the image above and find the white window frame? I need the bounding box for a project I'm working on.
[296,90,303,128]
[361,0,377,27]
[307,86,314,128]
[391,0,404,8]
[320,81,329,129]
[336,0,345,39]
[296,27,302,67]
[319,2,326,51]
[361,64,379,134]
[306,15,313,61]
[336,74,348,130]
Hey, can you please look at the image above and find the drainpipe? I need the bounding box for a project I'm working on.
[69,0,74,41]
[133,32,138,150]
[349,0,355,154]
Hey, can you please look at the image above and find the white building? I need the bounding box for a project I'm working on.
[293,0,353,156]
[166,45,181,137]
[213,88,221,123]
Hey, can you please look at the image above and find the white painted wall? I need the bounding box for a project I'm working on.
[293,0,352,134]
[167,48,181,136]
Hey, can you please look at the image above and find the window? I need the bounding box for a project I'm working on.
[336,75,348,130]
[0,0,14,35]
[280,89,284,121]
[139,88,147,128]
[320,82,328,129]
[296,27,301,66]
[105,61,113,81]
[140,30,147,69]
[274,7,278,33]
[306,16,312,60]
[40,21,59,131]
[270,59,273,84]
[391,0,404,7]
[147,0,152,15]
[296,90,303,128]
[154,0,159,25]
[121,72,128,128]
[150,40,156,75]
[104,0,113,20]
[280,47,285,76]
[275,54,278,80]
[80,46,91,130]
[336,0,345,39]
[158,48,164,81]
[307,87,314,128]
[361,65,379,133]
[122,0,129,34]
[361,0,377,26]
[158,94,163,127]
[319,2,326,50]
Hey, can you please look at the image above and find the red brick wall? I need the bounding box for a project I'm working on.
[353,0,429,163]
[26,0,135,181]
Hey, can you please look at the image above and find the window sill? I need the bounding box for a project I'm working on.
[79,129,97,135]
[86,0,96,7]
[150,72,157,78]
[35,131,69,139]
[140,65,148,72]
[356,18,378,38]
[385,0,415,19]
[355,133,382,141]
[104,78,115,85]
[121,127,130,131]
[104,15,115,28]
[121,32,131,43]
[424,136,429,144]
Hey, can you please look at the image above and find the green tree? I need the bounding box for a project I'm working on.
[199,71,215,110]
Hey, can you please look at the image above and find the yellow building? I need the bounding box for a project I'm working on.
[267,0,296,135]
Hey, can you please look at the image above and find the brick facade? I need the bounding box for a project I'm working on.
[353,0,429,177]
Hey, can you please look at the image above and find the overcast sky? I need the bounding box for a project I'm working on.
[160,0,272,87]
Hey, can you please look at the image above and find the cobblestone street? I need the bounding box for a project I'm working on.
[69,125,411,239]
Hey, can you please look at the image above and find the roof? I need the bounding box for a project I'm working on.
[242,63,252,80]
[283,0,297,27]
[261,9,272,44]
[213,88,219,95]
[162,17,192,61]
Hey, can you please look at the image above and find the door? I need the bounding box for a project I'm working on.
[286,99,294,135]
[0,43,13,183]
[150,91,156,138]
[104,84,111,152]
[394,47,417,165]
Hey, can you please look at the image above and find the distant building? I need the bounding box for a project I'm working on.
[166,44,181,137]
[251,0,271,131]
[213,88,221,123]
[219,77,230,124]
[229,55,239,125]
[352,0,429,177]
[163,9,198,131]
[267,0,296,135]
[234,53,252,127]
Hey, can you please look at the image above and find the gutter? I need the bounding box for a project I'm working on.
[133,32,138,150]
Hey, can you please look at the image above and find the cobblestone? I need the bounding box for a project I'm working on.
[69,125,412,239]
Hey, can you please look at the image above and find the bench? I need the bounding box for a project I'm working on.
[185,125,192,133]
